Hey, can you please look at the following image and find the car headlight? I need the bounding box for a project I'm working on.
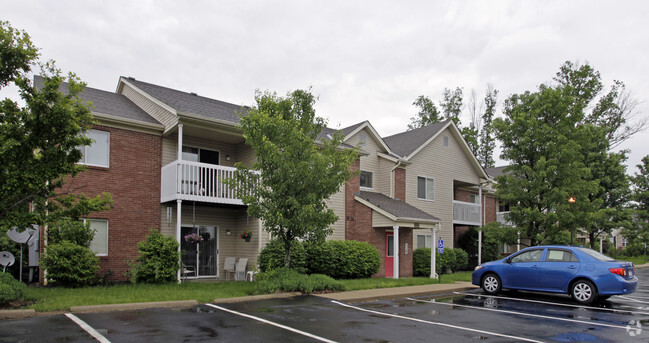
[474,265,483,271]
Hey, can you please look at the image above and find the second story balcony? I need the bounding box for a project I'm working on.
[497,211,514,227]
[453,200,482,226]
[161,160,254,205]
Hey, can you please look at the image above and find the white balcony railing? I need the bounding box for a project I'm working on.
[161,160,252,205]
[453,200,482,226]
[496,211,513,226]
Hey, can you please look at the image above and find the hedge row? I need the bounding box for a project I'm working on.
[413,247,468,276]
[258,239,380,279]
[255,268,345,294]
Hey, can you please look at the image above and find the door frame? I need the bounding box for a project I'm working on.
[385,231,394,278]
[180,224,220,278]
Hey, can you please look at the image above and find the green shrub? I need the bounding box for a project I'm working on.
[258,239,307,273]
[130,230,180,284]
[457,227,501,268]
[412,247,469,276]
[0,273,26,305]
[255,268,344,294]
[306,240,380,279]
[41,242,100,287]
[47,219,95,248]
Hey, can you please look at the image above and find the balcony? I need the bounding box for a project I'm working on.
[161,160,253,205]
[453,200,482,226]
[496,211,513,226]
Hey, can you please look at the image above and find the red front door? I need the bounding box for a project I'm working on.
[385,232,394,277]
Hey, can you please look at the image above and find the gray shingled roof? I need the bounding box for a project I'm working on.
[34,76,161,125]
[123,77,247,123]
[356,191,441,222]
[383,120,449,158]
[485,165,510,178]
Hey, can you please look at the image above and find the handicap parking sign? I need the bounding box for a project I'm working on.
[437,239,443,253]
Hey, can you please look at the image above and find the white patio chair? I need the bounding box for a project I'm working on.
[223,256,236,280]
[235,258,248,281]
[182,263,196,278]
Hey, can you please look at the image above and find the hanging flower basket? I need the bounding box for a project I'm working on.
[184,232,203,244]
[240,231,252,242]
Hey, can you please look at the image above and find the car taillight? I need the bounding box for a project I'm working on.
[609,268,627,277]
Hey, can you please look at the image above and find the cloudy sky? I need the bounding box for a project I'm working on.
[4,1,649,173]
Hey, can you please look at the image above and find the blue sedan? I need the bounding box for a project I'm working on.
[472,245,638,304]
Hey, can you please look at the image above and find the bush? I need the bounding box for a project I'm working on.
[412,247,469,276]
[457,227,501,268]
[0,273,26,305]
[255,268,344,294]
[130,230,180,284]
[258,239,307,273]
[306,240,380,279]
[47,219,95,248]
[41,242,99,287]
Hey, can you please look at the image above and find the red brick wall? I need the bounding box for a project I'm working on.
[50,125,162,282]
[394,168,406,201]
[484,195,497,224]
[454,188,473,202]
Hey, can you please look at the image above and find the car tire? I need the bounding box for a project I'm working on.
[481,273,502,295]
[571,279,597,305]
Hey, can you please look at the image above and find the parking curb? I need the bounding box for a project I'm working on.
[0,309,36,320]
[69,300,199,313]
[214,292,302,304]
[316,282,479,303]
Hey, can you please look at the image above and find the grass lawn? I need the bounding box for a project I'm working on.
[21,271,473,312]
[24,281,256,312]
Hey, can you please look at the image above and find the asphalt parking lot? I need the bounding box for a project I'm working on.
[1,268,648,342]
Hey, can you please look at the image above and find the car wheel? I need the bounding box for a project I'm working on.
[571,280,597,305]
[481,273,502,295]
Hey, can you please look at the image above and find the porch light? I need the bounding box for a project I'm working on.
[226,230,231,236]
[569,197,576,245]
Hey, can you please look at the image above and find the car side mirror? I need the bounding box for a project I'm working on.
[504,257,511,264]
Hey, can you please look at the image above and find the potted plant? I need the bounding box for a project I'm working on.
[240,231,252,242]
[184,232,203,244]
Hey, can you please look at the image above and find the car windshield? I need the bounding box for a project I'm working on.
[576,247,616,262]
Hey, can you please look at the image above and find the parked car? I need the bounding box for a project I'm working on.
[472,245,638,305]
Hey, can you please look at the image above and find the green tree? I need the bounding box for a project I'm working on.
[477,86,498,168]
[231,89,359,268]
[408,95,442,130]
[0,21,111,231]
[627,156,649,247]
[494,61,635,246]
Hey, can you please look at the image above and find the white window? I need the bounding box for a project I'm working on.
[470,194,479,204]
[417,176,435,201]
[79,130,110,167]
[622,237,628,247]
[84,219,108,256]
[360,170,373,189]
[359,133,367,146]
[443,136,449,147]
[417,234,431,249]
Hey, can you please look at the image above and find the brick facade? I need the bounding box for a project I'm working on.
[394,168,406,201]
[50,125,162,282]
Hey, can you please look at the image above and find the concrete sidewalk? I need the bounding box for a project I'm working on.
[316,282,477,302]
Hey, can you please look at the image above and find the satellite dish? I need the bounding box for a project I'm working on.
[7,227,31,244]
[0,251,15,272]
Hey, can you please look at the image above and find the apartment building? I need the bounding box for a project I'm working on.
[39,76,496,282]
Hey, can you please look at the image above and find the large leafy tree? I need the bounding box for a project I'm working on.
[494,61,634,246]
[231,89,359,268]
[0,21,111,232]
[477,86,498,168]
[626,156,649,248]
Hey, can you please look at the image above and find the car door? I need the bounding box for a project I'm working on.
[536,248,579,292]
[501,248,545,290]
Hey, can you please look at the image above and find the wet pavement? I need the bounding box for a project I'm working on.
[1,269,648,342]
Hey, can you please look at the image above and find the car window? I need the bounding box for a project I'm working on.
[546,249,578,262]
[576,247,616,262]
[510,249,543,263]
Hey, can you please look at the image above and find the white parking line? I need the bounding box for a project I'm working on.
[408,298,629,330]
[65,313,111,343]
[618,296,649,304]
[205,304,337,343]
[331,300,544,343]
[453,292,649,316]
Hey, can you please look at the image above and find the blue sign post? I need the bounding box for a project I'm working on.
[438,239,444,254]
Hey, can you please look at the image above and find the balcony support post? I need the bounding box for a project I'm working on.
[392,226,399,279]
[176,199,182,283]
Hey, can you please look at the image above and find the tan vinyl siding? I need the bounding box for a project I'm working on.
[378,156,396,196]
[405,127,481,248]
[327,188,346,240]
[347,129,385,192]
[120,83,178,130]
